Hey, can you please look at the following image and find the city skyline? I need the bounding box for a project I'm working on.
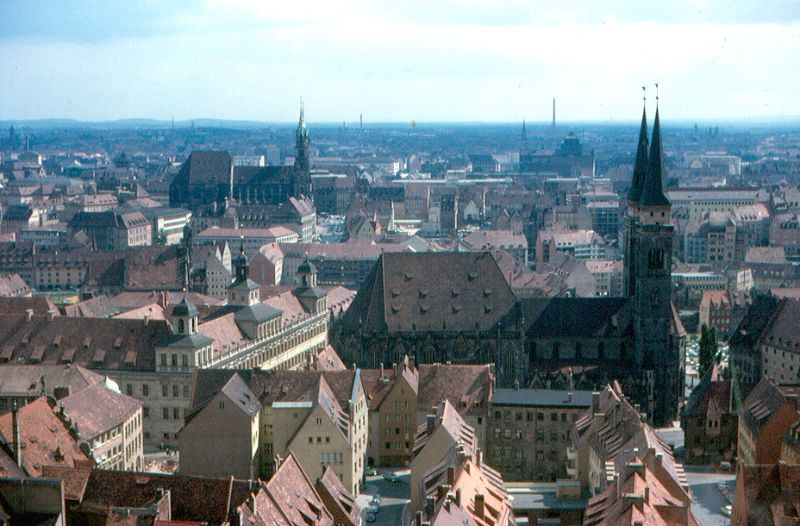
[1,0,799,123]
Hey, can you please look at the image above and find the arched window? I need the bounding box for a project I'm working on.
[178,319,185,333]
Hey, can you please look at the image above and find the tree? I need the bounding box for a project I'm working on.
[698,324,718,378]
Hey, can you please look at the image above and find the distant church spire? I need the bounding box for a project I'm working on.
[639,84,670,207]
[627,86,649,203]
[293,98,312,198]
[520,119,528,152]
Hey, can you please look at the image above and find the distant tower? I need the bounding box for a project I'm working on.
[293,100,312,198]
[551,98,556,136]
[520,120,529,154]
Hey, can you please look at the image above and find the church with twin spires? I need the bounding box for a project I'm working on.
[339,100,685,425]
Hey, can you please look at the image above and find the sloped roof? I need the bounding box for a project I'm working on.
[263,453,334,526]
[734,463,800,525]
[185,151,233,185]
[0,314,172,371]
[61,384,141,440]
[343,252,519,333]
[0,397,90,477]
[315,467,360,526]
[523,297,631,338]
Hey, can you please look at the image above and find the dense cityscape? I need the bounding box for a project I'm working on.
[1,3,800,526]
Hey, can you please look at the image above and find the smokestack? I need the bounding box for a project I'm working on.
[11,401,21,467]
[552,97,556,133]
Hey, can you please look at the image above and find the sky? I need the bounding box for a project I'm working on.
[1,0,799,123]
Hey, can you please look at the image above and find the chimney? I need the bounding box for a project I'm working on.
[644,485,650,504]
[455,488,462,507]
[567,391,573,403]
[447,466,455,484]
[380,363,384,379]
[474,493,485,517]
[415,511,423,526]
[613,473,620,500]
[47,309,56,321]
[426,414,436,434]
[592,391,600,413]
[425,496,435,518]
[11,401,22,467]
[514,379,520,391]
[26,309,33,321]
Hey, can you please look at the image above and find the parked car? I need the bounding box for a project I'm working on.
[371,495,382,506]
[366,468,379,476]
[367,505,379,515]
[721,505,732,517]
[383,473,402,482]
[366,512,377,523]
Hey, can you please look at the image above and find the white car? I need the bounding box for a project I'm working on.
[721,505,732,517]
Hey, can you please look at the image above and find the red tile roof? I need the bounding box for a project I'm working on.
[0,397,90,477]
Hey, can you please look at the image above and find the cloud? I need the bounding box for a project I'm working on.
[0,1,798,121]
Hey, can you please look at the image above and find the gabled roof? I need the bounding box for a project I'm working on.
[263,453,334,526]
[219,374,260,418]
[741,378,794,435]
[315,467,360,526]
[343,252,519,333]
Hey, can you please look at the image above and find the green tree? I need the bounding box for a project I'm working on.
[698,323,717,378]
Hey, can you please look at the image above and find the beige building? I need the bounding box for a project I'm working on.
[361,357,419,467]
[180,373,260,479]
[0,255,332,447]
[60,381,144,471]
[184,368,368,495]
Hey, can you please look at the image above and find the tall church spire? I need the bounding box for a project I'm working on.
[293,99,312,197]
[627,88,648,203]
[639,90,670,208]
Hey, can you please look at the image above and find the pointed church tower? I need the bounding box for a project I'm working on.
[625,87,679,426]
[623,101,649,297]
[293,101,312,198]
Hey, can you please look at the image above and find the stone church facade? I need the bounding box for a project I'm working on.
[336,105,685,425]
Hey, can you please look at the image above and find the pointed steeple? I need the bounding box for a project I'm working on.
[520,119,528,153]
[627,102,649,203]
[639,103,670,207]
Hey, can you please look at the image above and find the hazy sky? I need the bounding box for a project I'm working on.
[1,0,799,123]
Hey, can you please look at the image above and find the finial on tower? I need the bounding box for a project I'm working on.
[654,82,659,105]
[642,85,647,105]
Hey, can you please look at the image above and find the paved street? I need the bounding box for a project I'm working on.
[359,470,410,525]
[685,468,735,526]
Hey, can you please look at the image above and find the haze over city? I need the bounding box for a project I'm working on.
[2,0,800,122]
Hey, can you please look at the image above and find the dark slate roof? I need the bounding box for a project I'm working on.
[158,332,213,349]
[342,252,519,333]
[491,388,594,408]
[186,151,233,185]
[760,298,800,350]
[234,303,283,323]
[523,297,631,338]
[172,298,198,317]
[742,378,791,434]
[730,294,779,349]
[639,108,671,207]
[294,286,327,299]
[626,107,649,203]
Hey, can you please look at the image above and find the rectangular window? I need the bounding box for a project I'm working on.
[162,408,169,419]
[142,384,149,397]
